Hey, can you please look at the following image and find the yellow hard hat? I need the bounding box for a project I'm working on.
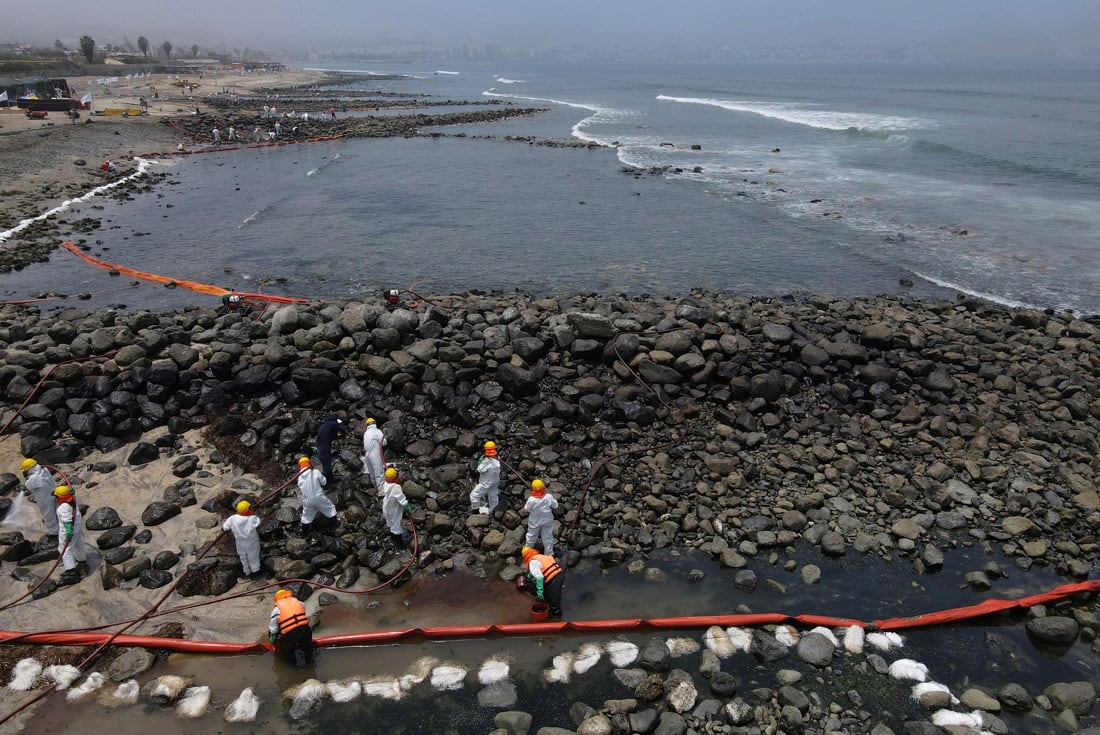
[364,417,376,425]
[53,485,71,497]
[274,589,291,601]
[522,546,537,564]
[236,500,251,513]
[298,456,311,468]
[483,441,497,456]
[20,458,37,472]
[384,467,398,481]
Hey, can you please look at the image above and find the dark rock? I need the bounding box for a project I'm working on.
[138,569,173,589]
[96,524,137,550]
[85,507,123,531]
[141,501,181,526]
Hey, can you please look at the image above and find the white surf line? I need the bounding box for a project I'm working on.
[0,157,158,245]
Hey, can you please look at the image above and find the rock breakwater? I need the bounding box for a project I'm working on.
[0,291,1096,595]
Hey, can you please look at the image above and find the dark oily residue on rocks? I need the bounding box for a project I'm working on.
[0,290,1098,734]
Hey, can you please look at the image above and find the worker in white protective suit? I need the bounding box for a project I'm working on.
[54,485,88,583]
[380,467,413,547]
[296,456,336,536]
[468,440,501,515]
[362,417,387,493]
[21,458,59,535]
[223,500,262,577]
[522,479,559,556]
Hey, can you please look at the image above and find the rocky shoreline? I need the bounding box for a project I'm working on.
[1,289,1098,732]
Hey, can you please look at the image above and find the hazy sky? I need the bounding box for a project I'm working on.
[8,0,1100,56]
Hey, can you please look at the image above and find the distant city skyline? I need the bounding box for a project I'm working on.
[5,0,1099,62]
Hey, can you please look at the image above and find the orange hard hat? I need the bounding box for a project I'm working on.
[298,457,311,468]
[531,479,545,498]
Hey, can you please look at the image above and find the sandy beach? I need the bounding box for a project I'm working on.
[0,68,327,235]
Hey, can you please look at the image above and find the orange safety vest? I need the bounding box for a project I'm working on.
[529,554,562,582]
[275,597,309,634]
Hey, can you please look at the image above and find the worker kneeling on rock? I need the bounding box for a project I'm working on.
[269,588,314,668]
[522,546,564,618]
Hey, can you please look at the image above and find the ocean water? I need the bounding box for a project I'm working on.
[2,61,1098,314]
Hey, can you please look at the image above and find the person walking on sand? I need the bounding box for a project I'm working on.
[296,456,336,537]
[523,479,558,556]
[227,125,236,142]
[54,485,88,583]
[380,467,413,547]
[469,441,500,515]
[20,458,59,535]
[362,417,387,493]
[212,126,221,144]
[223,500,262,577]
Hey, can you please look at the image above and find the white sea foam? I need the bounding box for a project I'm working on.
[0,158,157,244]
[224,688,260,721]
[481,90,633,146]
[494,77,526,84]
[478,657,511,685]
[607,640,639,667]
[434,70,460,75]
[656,95,928,132]
[176,686,211,718]
[8,658,41,691]
[910,270,1035,310]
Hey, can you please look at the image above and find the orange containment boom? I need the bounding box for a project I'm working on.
[61,241,310,303]
[1,579,1097,655]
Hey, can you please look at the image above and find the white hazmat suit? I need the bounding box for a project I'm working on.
[24,465,59,535]
[56,496,87,571]
[362,423,387,492]
[524,493,559,556]
[297,468,336,524]
[222,512,262,574]
[469,455,501,513]
[381,479,411,535]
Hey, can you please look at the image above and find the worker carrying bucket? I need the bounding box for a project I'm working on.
[521,546,564,619]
